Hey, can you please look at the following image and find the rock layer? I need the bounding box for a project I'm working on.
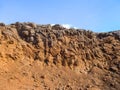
[0,22,120,90]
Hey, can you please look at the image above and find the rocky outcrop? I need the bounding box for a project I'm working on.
[0,22,120,90]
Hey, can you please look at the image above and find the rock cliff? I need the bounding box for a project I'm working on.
[0,22,120,90]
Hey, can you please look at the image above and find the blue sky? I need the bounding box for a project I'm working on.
[0,0,120,32]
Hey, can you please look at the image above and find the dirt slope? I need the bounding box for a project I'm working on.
[0,22,120,90]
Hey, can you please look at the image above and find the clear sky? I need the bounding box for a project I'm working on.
[0,0,120,32]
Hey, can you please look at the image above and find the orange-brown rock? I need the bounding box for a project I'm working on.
[0,22,120,90]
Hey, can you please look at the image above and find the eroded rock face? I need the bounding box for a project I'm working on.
[0,22,120,90]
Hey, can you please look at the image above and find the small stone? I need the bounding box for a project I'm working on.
[40,75,45,79]
[109,66,118,72]
[22,30,29,36]
[52,24,64,30]
[29,36,34,42]
[30,29,35,36]
[24,25,32,30]
[28,23,37,28]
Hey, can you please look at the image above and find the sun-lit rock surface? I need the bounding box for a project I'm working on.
[0,22,120,90]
